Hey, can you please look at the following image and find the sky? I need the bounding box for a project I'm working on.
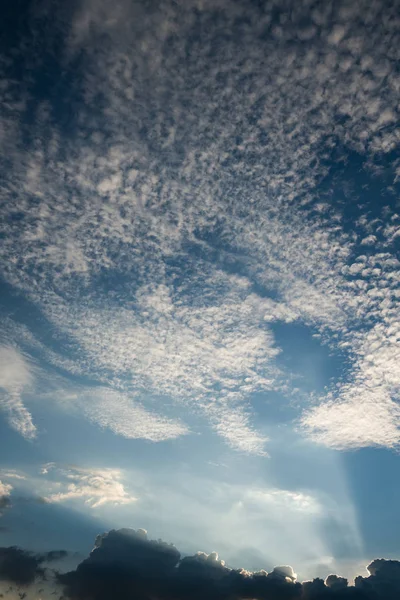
[0,0,400,598]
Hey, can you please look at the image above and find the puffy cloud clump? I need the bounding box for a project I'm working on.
[56,529,400,600]
[58,529,303,600]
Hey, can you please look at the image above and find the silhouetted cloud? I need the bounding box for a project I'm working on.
[0,547,68,587]
[354,559,400,599]
[325,574,348,591]
[55,528,400,600]
[1,528,400,599]
[0,548,45,586]
[40,551,69,564]
[58,528,303,600]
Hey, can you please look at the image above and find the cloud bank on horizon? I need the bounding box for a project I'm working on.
[1,528,400,600]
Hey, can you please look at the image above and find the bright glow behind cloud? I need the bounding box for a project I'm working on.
[42,465,137,508]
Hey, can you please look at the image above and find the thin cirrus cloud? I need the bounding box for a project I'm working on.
[57,387,189,443]
[244,489,321,515]
[0,0,399,452]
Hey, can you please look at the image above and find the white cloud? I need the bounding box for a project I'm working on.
[42,465,137,508]
[302,315,400,449]
[301,391,400,450]
[0,470,26,480]
[40,285,279,453]
[360,235,377,246]
[77,387,188,442]
[0,480,12,498]
[211,406,269,456]
[245,488,321,515]
[40,463,56,475]
[0,345,36,439]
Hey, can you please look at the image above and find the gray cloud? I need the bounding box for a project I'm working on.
[56,529,400,600]
[354,559,400,599]
[0,547,67,587]
[1,528,400,599]
[0,547,44,587]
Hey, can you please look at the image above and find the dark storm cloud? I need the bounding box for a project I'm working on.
[1,529,400,599]
[56,528,400,600]
[0,547,45,586]
[0,547,68,586]
[58,529,303,600]
[41,550,69,563]
[354,559,400,599]
[325,575,348,591]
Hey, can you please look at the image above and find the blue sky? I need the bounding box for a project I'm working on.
[0,0,400,591]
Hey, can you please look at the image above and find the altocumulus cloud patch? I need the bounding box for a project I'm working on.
[1,0,400,458]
